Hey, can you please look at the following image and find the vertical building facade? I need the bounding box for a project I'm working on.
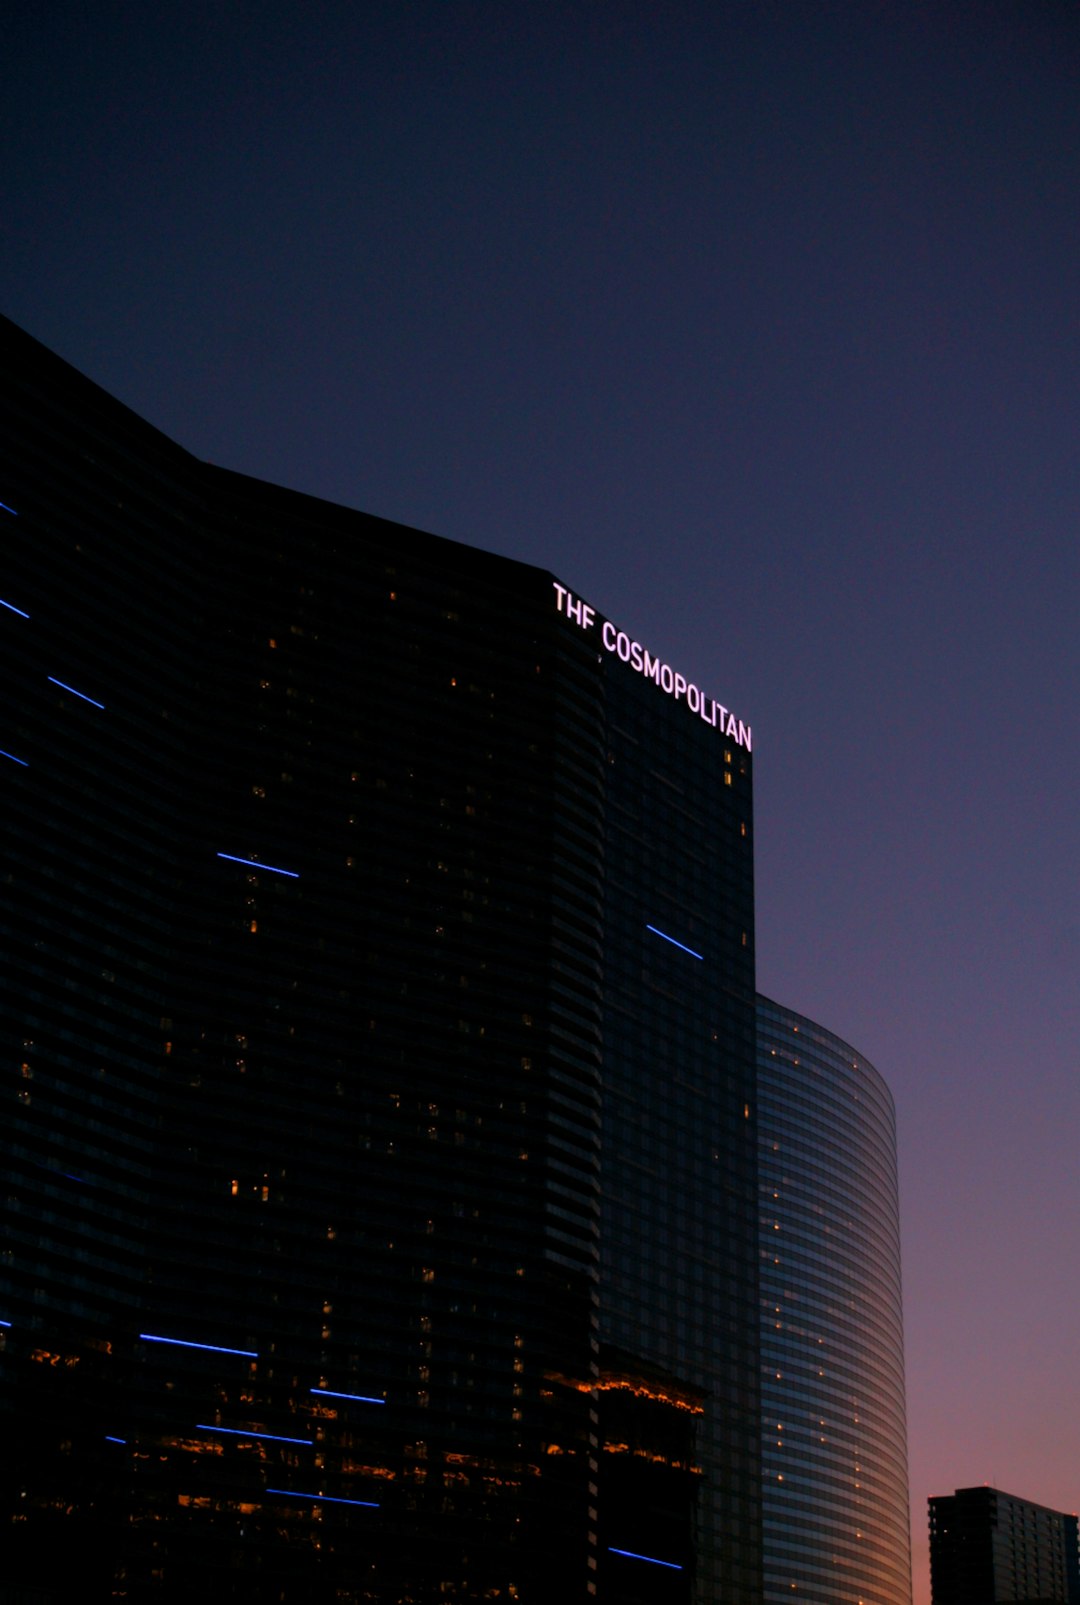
[757,998,912,1605]
[929,1487,1080,1605]
[0,316,761,1603]
[592,588,759,1602]
[1,315,917,1604]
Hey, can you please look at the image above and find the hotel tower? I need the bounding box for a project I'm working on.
[0,315,909,1605]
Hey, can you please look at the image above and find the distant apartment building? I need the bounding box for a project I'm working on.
[930,1486,1080,1605]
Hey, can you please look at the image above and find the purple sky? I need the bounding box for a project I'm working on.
[5,4,1078,1596]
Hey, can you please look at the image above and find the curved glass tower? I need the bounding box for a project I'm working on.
[757,997,911,1605]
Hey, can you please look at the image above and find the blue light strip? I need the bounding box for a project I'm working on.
[645,924,704,960]
[1,598,29,618]
[198,1424,313,1446]
[0,502,16,515]
[265,1489,379,1508]
[216,853,299,878]
[309,1388,385,1405]
[139,1333,258,1357]
[0,1320,11,1328]
[1,751,28,767]
[47,677,105,709]
[105,1436,126,1444]
[609,1548,683,1571]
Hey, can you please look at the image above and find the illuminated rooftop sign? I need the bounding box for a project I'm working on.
[552,582,751,752]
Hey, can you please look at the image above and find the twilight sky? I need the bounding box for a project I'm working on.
[4,3,1078,1596]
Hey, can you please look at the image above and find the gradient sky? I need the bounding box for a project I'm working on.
[5,4,1078,1597]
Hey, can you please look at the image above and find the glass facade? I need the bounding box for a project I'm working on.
[1,314,913,1604]
[597,620,759,1603]
[757,998,911,1605]
[0,315,762,1604]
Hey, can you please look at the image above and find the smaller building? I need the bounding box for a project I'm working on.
[929,1486,1080,1605]
[757,998,911,1605]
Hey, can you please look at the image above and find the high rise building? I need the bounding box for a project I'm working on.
[929,1487,1080,1605]
[0,314,909,1605]
[758,999,911,1605]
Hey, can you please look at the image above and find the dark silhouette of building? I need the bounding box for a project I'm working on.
[0,314,910,1604]
[758,999,911,1605]
[929,1486,1080,1605]
[0,316,759,1603]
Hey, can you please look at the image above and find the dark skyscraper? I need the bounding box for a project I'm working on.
[0,315,906,1604]
[0,316,758,1603]
[929,1487,1080,1605]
